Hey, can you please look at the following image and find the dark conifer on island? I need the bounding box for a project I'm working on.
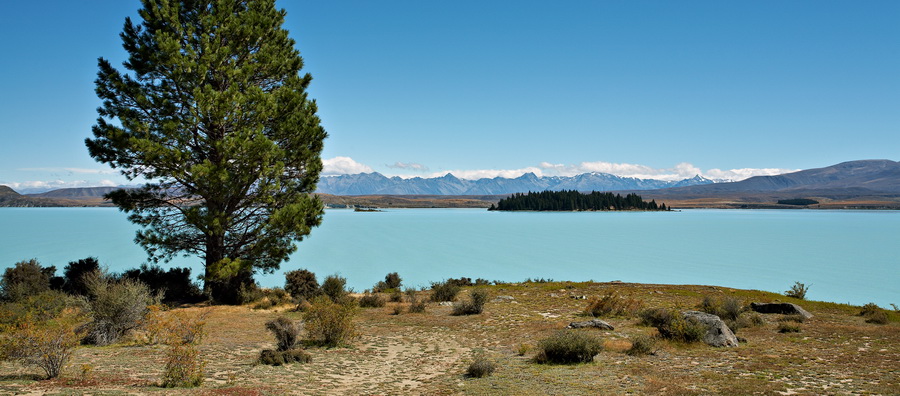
[86,0,327,304]
[488,190,670,212]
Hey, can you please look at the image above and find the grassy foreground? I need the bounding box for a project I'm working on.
[1,282,897,395]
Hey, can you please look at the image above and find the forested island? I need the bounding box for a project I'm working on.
[488,190,669,211]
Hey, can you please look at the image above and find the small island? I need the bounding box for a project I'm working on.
[488,190,669,211]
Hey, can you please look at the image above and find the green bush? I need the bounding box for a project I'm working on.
[584,292,644,317]
[430,281,461,302]
[62,257,101,297]
[303,296,357,347]
[638,308,675,328]
[698,295,743,321]
[374,272,402,292]
[389,289,403,302]
[778,323,801,333]
[265,317,301,351]
[238,282,265,305]
[321,274,348,302]
[82,271,158,345]
[466,353,496,378]
[861,305,888,324]
[626,335,656,356]
[534,330,604,364]
[452,289,489,316]
[639,308,705,343]
[358,293,386,308]
[121,264,202,304]
[0,290,83,326]
[284,269,319,302]
[784,281,809,300]
[1,259,55,302]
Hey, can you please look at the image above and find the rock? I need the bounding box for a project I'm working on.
[566,319,614,330]
[750,302,813,319]
[438,301,454,307]
[491,295,515,303]
[569,295,587,300]
[682,311,739,347]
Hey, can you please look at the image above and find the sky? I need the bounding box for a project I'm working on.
[1,1,898,193]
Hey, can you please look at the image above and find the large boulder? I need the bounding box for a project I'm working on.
[566,319,614,330]
[682,311,739,347]
[750,302,813,320]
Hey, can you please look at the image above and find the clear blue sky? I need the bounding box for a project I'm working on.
[1,1,898,192]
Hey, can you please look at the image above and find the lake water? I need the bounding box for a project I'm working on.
[0,208,897,307]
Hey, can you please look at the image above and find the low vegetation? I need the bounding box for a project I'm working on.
[784,281,810,300]
[534,330,604,364]
[302,295,357,347]
[259,317,310,366]
[358,293,386,308]
[465,352,496,378]
[639,308,706,343]
[583,292,644,317]
[452,289,489,316]
[625,335,657,356]
[430,280,461,302]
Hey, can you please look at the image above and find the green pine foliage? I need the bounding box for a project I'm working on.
[85,0,328,304]
[490,191,669,212]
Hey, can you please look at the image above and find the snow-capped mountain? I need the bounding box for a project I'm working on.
[316,172,721,195]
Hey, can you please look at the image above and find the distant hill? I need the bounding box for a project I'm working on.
[649,160,900,196]
[28,187,124,199]
[0,185,98,207]
[316,172,719,196]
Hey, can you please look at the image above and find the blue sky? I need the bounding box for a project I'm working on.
[1,1,898,192]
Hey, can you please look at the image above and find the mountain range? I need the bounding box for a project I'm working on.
[316,172,720,196]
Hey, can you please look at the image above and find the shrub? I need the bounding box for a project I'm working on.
[626,335,656,356]
[392,305,404,315]
[162,344,204,387]
[266,317,301,351]
[859,303,880,317]
[285,269,319,302]
[0,290,83,327]
[638,308,675,328]
[0,307,87,379]
[778,323,801,333]
[259,348,312,366]
[251,288,293,310]
[389,289,403,303]
[62,257,101,297]
[121,264,202,304]
[374,272,402,292]
[865,311,889,325]
[452,289,489,316]
[141,306,208,346]
[303,296,357,347]
[238,282,265,305]
[698,295,743,321]
[1,259,54,302]
[466,353,496,378]
[534,330,604,364]
[321,274,348,302]
[474,278,491,286]
[158,309,206,388]
[778,314,806,323]
[784,281,809,300]
[408,299,427,313]
[584,292,644,317]
[446,277,474,287]
[82,271,158,345]
[358,293,386,308]
[516,343,531,356]
[430,281,461,302]
[657,315,706,343]
[727,312,766,333]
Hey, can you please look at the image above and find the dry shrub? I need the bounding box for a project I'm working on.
[265,317,301,351]
[626,335,656,356]
[778,314,806,323]
[82,271,158,346]
[534,330,603,364]
[698,295,743,321]
[778,323,801,333]
[0,307,87,379]
[727,312,766,333]
[389,289,403,303]
[303,296,357,347]
[466,352,496,378]
[409,299,427,313]
[159,310,206,388]
[584,292,644,317]
[638,308,674,328]
[358,293,386,308]
[639,308,705,343]
[516,343,531,356]
[865,310,888,324]
[392,305,404,315]
[258,348,312,366]
[452,289,489,316]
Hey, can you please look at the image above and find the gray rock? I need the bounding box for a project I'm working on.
[682,311,739,347]
[438,301,454,307]
[566,319,614,330]
[750,302,813,319]
[491,295,515,303]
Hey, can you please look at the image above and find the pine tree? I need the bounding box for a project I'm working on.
[86,0,327,304]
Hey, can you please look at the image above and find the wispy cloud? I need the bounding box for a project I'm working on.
[17,167,114,175]
[386,162,429,172]
[322,156,374,176]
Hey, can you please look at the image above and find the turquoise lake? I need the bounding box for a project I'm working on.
[0,208,897,307]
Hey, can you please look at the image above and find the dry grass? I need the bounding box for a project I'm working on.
[0,282,897,395]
